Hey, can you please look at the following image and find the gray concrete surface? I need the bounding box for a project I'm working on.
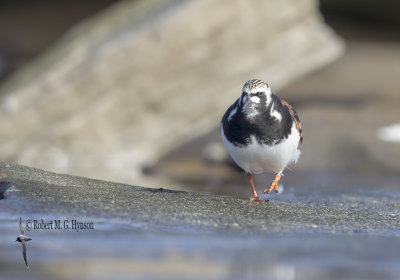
[0,163,400,280]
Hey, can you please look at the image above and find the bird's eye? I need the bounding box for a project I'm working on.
[252,92,263,97]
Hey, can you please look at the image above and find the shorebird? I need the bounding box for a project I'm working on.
[16,217,32,267]
[221,79,303,201]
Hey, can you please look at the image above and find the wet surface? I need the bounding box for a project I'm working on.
[1,163,400,280]
[1,225,400,280]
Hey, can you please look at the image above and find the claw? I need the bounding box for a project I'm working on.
[263,174,282,194]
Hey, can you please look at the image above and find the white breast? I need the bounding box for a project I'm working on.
[221,123,301,175]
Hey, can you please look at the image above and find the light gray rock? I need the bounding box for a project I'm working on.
[0,0,344,185]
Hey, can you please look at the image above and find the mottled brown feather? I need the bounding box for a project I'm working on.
[280,98,303,144]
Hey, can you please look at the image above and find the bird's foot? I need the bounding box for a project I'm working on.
[250,196,267,202]
[263,182,278,194]
[263,174,282,194]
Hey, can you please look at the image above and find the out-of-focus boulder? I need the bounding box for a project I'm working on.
[0,0,344,185]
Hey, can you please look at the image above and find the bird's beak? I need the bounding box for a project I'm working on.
[239,92,248,107]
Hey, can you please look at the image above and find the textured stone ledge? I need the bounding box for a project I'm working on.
[1,162,399,236]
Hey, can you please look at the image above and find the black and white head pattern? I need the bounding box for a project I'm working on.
[239,79,272,113]
[222,79,295,147]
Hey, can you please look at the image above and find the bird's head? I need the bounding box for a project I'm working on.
[239,79,272,117]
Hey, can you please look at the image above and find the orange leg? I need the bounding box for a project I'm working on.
[246,173,265,202]
[263,174,282,194]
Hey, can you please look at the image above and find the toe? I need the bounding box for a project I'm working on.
[250,196,266,202]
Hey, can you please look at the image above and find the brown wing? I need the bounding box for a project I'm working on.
[280,98,303,144]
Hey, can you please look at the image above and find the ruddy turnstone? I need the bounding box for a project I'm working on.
[220,79,303,201]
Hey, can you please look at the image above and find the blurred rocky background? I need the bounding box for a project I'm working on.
[0,0,399,196]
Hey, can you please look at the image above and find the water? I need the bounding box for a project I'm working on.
[2,217,400,280]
